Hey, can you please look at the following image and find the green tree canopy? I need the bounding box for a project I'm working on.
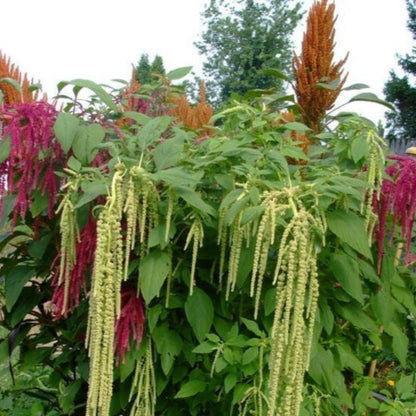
[384,0,416,142]
[136,53,166,84]
[195,0,303,106]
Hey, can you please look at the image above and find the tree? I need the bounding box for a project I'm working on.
[384,0,416,142]
[195,0,303,106]
[135,53,166,84]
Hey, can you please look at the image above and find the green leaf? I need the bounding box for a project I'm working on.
[241,317,265,337]
[75,182,107,208]
[282,121,312,132]
[385,322,408,365]
[308,349,335,390]
[152,134,184,170]
[176,187,216,216]
[167,66,193,81]
[137,116,172,151]
[343,83,369,91]
[10,287,42,327]
[0,135,11,164]
[53,113,80,154]
[139,250,171,304]
[0,77,22,92]
[261,68,290,81]
[67,79,117,111]
[5,266,33,311]
[348,92,395,111]
[72,123,106,165]
[28,233,53,259]
[326,211,372,259]
[67,156,82,172]
[351,137,369,163]
[185,287,214,342]
[371,289,393,327]
[330,252,364,304]
[174,379,206,398]
[192,341,216,354]
[154,168,203,189]
[224,372,238,394]
[336,344,363,373]
[336,304,379,334]
[242,346,258,365]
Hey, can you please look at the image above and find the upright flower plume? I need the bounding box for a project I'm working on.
[0,101,64,226]
[169,81,213,135]
[0,52,35,104]
[292,0,348,133]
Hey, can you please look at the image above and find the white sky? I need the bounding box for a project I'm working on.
[0,0,413,124]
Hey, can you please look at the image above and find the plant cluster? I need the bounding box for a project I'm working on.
[0,1,415,416]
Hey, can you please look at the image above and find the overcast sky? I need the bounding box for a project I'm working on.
[0,0,413,123]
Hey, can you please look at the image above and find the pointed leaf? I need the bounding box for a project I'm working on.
[53,113,81,154]
[326,211,372,259]
[139,250,171,304]
[348,92,395,111]
[68,79,117,111]
[5,266,33,311]
[167,66,193,81]
[185,288,214,342]
[174,380,206,398]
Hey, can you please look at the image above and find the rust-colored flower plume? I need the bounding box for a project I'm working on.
[0,52,35,104]
[169,81,213,135]
[293,0,348,133]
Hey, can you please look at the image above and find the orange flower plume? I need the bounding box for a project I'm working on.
[292,0,348,133]
[169,81,213,135]
[0,52,34,104]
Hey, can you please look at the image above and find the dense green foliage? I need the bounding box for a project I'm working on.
[195,0,302,105]
[136,54,166,84]
[384,0,416,142]
[0,72,415,416]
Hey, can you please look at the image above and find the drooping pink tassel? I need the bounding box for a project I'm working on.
[114,286,145,364]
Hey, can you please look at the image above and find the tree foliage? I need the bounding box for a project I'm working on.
[195,0,303,105]
[135,53,166,84]
[384,0,416,141]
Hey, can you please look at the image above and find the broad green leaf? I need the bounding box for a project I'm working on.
[53,113,80,154]
[185,287,214,342]
[28,233,53,259]
[5,266,33,311]
[192,341,216,354]
[30,191,49,217]
[72,124,106,165]
[0,135,11,164]
[154,168,203,189]
[316,77,340,90]
[10,287,42,327]
[224,372,238,394]
[176,187,216,216]
[240,206,264,225]
[242,347,258,365]
[283,121,312,132]
[67,156,82,172]
[343,83,369,91]
[348,92,395,111]
[167,66,192,81]
[336,344,363,373]
[336,304,379,334]
[174,379,206,398]
[152,134,184,170]
[326,211,372,259]
[261,68,290,81]
[139,250,171,304]
[370,289,393,327]
[308,349,335,390]
[75,182,107,208]
[137,116,172,151]
[67,79,117,111]
[241,317,265,337]
[330,252,363,304]
[351,137,369,163]
[318,301,334,335]
[0,77,22,92]
[385,322,408,365]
